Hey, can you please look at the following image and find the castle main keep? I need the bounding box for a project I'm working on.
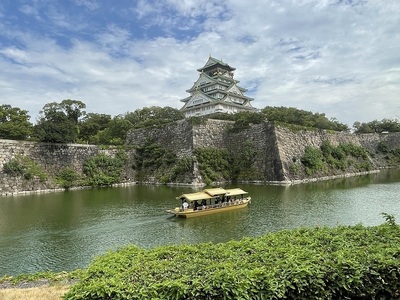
[180,56,257,117]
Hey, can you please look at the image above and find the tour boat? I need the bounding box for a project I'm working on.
[166,187,251,218]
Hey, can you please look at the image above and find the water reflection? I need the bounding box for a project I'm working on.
[0,169,399,276]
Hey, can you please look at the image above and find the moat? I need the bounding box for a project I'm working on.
[0,169,399,276]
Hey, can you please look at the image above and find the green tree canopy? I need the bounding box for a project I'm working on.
[33,100,86,143]
[78,113,112,144]
[0,104,33,140]
[125,106,184,129]
[261,106,349,131]
[353,119,400,133]
[60,99,86,123]
[96,115,133,145]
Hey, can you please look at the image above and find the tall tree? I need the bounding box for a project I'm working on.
[97,115,133,145]
[78,113,112,144]
[0,104,33,140]
[60,99,86,123]
[33,100,86,143]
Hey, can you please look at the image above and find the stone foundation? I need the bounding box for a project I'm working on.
[1,120,399,195]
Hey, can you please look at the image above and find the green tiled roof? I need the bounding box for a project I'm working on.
[197,56,236,72]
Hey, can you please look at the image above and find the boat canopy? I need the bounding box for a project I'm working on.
[176,188,248,202]
[177,192,213,202]
[225,188,248,196]
[203,188,228,196]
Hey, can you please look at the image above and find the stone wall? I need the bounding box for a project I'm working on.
[223,122,284,182]
[1,121,400,194]
[274,127,365,181]
[0,139,135,195]
[125,119,193,158]
[357,132,400,168]
[192,119,233,149]
[126,119,400,185]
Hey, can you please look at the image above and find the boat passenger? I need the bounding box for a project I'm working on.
[182,200,189,211]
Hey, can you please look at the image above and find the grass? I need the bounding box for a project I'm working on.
[0,284,69,300]
[0,270,81,300]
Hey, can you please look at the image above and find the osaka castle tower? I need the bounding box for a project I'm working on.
[179,56,257,117]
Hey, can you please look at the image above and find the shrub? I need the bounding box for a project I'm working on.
[64,222,400,300]
[301,146,324,174]
[3,156,47,181]
[3,158,24,176]
[289,163,300,175]
[83,152,127,187]
[195,148,230,183]
[300,142,373,176]
[56,167,80,189]
[134,139,180,183]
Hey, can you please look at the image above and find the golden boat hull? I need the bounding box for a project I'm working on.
[166,197,251,218]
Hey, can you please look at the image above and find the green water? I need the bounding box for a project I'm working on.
[1,169,400,276]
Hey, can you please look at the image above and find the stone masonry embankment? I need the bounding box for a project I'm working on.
[223,122,284,182]
[357,132,400,168]
[126,119,400,185]
[125,119,193,158]
[2,121,399,194]
[274,127,366,181]
[0,139,135,195]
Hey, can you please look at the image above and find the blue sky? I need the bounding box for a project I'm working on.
[1,0,399,126]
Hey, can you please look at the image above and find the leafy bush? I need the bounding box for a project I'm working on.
[83,151,127,187]
[195,148,230,184]
[168,157,193,183]
[301,146,324,175]
[64,222,400,300]
[289,162,300,175]
[262,106,349,132]
[2,156,47,181]
[300,142,372,176]
[134,139,180,183]
[188,116,207,125]
[56,167,81,188]
[195,141,259,184]
[2,158,24,176]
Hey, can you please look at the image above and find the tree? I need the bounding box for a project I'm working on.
[233,111,265,126]
[353,119,400,133]
[125,106,184,129]
[78,113,112,144]
[96,115,133,145]
[261,106,349,131]
[33,100,86,143]
[353,121,374,133]
[60,99,86,123]
[0,104,33,140]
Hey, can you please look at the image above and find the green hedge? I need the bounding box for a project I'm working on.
[64,222,400,299]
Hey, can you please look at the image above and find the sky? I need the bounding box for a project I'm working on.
[0,0,399,127]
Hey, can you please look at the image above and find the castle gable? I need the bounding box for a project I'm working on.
[181,92,213,110]
[227,84,244,96]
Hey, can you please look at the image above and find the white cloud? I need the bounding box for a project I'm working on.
[0,0,399,126]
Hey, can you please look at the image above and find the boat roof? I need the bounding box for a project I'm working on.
[177,187,248,202]
[177,192,214,201]
[203,187,227,196]
[225,188,248,196]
